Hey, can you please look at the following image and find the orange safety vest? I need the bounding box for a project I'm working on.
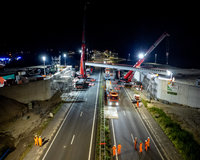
[137,101,139,107]
[134,139,137,150]
[139,143,143,153]
[147,138,150,148]
[112,146,116,156]
[34,136,38,146]
[145,141,147,151]
[39,137,42,147]
[117,144,121,154]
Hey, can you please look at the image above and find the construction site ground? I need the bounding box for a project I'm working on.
[0,92,63,160]
[1,85,200,160]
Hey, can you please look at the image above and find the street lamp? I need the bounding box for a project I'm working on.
[42,56,46,75]
[63,53,66,66]
[167,70,173,80]
[138,52,144,59]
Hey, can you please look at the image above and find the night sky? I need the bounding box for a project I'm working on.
[0,1,199,68]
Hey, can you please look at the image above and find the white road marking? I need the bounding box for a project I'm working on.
[42,91,80,160]
[124,88,164,160]
[71,135,75,145]
[111,119,118,160]
[88,73,101,160]
[131,133,134,143]
[123,110,126,116]
[80,111,83,117]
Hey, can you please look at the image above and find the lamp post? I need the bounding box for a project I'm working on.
[167,70,173,80]
[138,52,144,59]
[42,56,46,75]
[63,53,66,66]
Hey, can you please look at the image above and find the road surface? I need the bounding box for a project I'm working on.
[111,88,166,160]
[41,70,101,160]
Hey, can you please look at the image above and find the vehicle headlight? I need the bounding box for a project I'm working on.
[109,102,112,105]
[116,102,119,105]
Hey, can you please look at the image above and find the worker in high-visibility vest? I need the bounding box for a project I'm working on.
[38,136,43,147]
[139,141,143,153]
[134,137,137,150]
[112,145,116,156]
[34,135,38,146]
[145,140,148,151]
[147,137,150,149]
[117,144,121,155]
[137,101,139,108]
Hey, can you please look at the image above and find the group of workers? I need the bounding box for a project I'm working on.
[34,135,43,147]
[134,137,150,153]
[112,137,150,156]
[112,144,121,157]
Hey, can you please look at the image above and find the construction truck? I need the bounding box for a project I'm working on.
[104,68,111,80]
[105,80,119,106]
[131,94,141,103]
[107,90,119,105]
[74,78,89,89]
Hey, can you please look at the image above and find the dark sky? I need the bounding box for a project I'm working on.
[0,1,199,68]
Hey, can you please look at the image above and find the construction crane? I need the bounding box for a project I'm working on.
[80,2,87,78]
[123,32,170,82]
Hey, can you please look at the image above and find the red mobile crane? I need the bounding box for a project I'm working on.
[123,32,170,82]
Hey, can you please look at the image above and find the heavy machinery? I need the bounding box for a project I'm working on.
[107,91,119,105]
[105,80,119,105]
[123,32,170,83]
[104,68,111,80]
[74,78,89,89]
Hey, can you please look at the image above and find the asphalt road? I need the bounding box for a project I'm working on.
[41,70,101,160]
[111,88,165,160]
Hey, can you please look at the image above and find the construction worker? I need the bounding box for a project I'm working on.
[38,136,43,147]
[147,137,150,149]
[112,145,116,156]
[34,135,38,146]
[145,140,148,151]
[139,141,143,153]
[117,144,121,155]
[134,137,137,150]
[141,85,143,91]
[137,101,139,108]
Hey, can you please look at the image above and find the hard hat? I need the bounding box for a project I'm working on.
[145,140,147,142]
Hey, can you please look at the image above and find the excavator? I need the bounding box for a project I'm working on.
[121,32,170,83]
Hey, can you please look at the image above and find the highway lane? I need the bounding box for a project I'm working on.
[111,88,165,160]
[41,70,101,160]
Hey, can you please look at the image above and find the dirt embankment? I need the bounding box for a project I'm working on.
[0,92,62,159]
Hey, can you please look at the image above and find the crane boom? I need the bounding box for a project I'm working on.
[124,32,170,80]
[80,3,87,78]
